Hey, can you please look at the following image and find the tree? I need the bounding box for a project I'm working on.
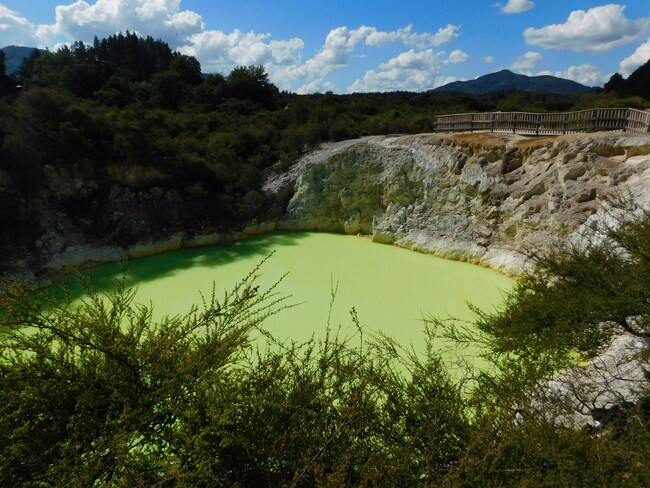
[15,48,42,84]
[431,201,650,488]
[603,59,650,100]
[604,72,626,94]
[169,54,203,86]
[29,49,101,98]
[0,51,15,96]
[224,65,279,109]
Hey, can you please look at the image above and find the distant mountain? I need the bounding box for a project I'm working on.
[1,45,42,75]
[432,69,593,95]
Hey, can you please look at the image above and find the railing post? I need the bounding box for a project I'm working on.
[491,113,495,132]
[591,109,596,132]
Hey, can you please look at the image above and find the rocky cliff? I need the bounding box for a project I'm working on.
[268,131,650,274]
[5,131,650,283]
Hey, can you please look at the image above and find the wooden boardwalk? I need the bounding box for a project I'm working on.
[435,108,650,136]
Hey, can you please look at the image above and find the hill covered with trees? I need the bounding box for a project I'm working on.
[432,69,593,95]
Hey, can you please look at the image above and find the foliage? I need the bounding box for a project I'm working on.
[430,202,650,487]
[450,202,650,362]
[604,57,650,100]
[2,206,650,486]
[0,51,17,96]
[0,263,469,487]
[2,33,650,486]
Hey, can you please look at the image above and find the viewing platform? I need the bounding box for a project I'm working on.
[435,108,650,136]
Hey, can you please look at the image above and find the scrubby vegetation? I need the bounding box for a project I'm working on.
[1,207,649,487]
[1,34,650,486]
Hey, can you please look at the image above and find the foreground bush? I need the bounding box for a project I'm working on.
[2,205,650,487]
[0,263,468,487]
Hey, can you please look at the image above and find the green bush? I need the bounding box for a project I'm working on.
[0,262,469,487]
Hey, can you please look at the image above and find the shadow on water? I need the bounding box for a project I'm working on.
[49,231,312,299]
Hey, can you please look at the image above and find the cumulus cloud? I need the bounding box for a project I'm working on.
[524,4,650,53]
[538,64,605,86]
[0,1,465,93]
[495,0,535,14]
[482,56,495,63]
[510,51,543,71]
[179,30,303,73]
[619,39,650,76]
[363,23,460,49]
[296,79,337,95]
[347,49,452,93]
[36,0,205,46]
[274,23,460,87]
[0,5,36,46]
[447,49,469,64]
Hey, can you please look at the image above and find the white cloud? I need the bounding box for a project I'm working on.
[348,49,452,93]
[363,23,460,49]
[619,39,650,76]
[9,0,302,77]
[524,4,650,53]
[296,79,336,94]
[510,51,542,71]
[447,49,469,64]
[538,64,605,86]
[274,23,460,88]
[36,0,205,46]
[0,2,465,93]
[0,5,36,46]
[179,30,303,73]
[482,56,495,63]
[495,0,535,14]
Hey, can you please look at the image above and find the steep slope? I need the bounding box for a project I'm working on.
[269,132,650,274]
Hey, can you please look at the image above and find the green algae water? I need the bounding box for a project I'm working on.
[65,232,513,357]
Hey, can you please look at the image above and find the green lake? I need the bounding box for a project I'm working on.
[67,232,513,357]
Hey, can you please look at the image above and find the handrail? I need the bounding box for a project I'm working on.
[435,108,650,135]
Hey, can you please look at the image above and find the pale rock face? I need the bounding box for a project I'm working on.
[13,130,650,285]
[274,132,650,275]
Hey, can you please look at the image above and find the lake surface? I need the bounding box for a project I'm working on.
[68,232,513,356]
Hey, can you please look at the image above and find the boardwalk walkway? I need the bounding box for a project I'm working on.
[435,108,650,136]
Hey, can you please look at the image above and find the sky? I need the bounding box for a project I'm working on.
[1,1,650,94]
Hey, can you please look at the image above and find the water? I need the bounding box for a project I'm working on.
[64,232,513,357]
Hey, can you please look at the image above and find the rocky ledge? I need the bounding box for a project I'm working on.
[266,131,650,275]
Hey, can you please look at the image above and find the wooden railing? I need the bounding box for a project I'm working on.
[435,108,650,135]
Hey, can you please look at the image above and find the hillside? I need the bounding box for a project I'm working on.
[0,45,39,74]
[433,69,593,95]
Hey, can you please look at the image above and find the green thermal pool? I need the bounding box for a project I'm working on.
[59,232,514,356]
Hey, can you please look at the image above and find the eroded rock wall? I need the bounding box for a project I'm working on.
[270,132,650,274]
[7,130,650,283]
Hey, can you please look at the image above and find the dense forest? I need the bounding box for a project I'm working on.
[1,34,649,486]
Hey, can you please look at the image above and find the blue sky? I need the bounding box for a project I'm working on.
[1,1,650,93]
